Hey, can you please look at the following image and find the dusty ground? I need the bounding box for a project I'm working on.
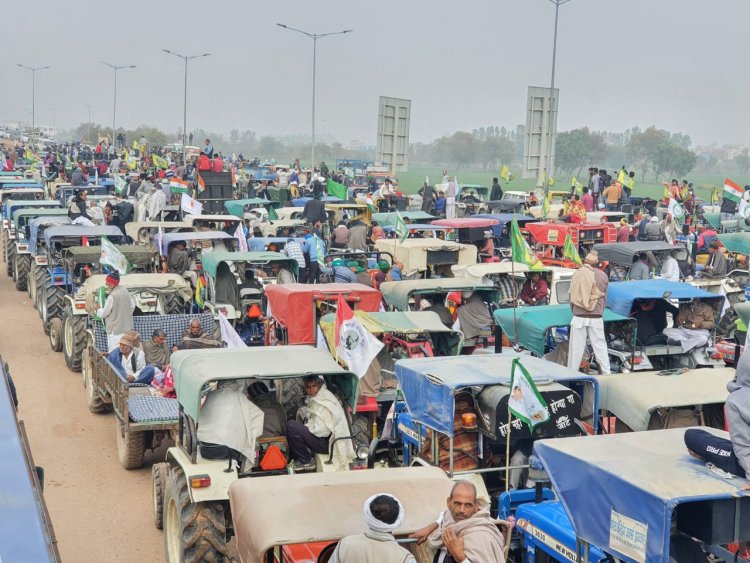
[1,270,165,562]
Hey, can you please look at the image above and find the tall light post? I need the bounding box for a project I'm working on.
[16,64,50,144]
[162,49,211,164]
[542,0,571,194]
[277,23,352,174]
[85,104,92,144]
[102,62,136,150]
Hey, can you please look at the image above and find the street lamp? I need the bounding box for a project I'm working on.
[16,64,50,144]
[162,49,211,164]
[542,0,571,194]
[102,62,136,150]
[277,23,352,175]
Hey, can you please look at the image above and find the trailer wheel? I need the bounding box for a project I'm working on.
[152,462,169,530]
[116,419,146,470]
[83,344,110,414]
[62,306,86,371]
[163,467,228,563]
[5,238,14,277]
[14,253,30,292]
[48,317,63,352]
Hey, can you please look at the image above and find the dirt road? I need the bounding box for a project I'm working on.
[1,271,164,562]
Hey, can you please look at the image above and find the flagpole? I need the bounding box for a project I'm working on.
[505,403,512,492]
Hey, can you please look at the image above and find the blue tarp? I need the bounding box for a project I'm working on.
[292,196,343,206]
[43,225,124,246]
[474,213,534,236]
[395,353,598,436]
[28,217,72,255]
[533,428,750,563]
[606,279,723,316]
[246,236,304,252]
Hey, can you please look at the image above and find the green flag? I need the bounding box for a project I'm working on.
[510,217,542,269]
[268,205,278,221]
[327,179,348,201]
[508,358,550,429]
[114,173,127,194]
[541,196,551,219]
[562,233,583,267]
[99,236,129,274]
[394,212,409,243]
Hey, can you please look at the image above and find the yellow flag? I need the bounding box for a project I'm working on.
[549,176,555,186]
[500,164,510,182]
[132,140,139,150]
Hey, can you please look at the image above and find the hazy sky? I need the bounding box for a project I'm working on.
[3,0,749,147]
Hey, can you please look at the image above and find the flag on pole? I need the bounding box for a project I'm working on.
[668,198,685,222]
[218,311,247,348]
[509,217,543,269]
[365,195,377,212]
[541,196,551,219]
[181,192,203,216]
[500,164,510,182]
[508,358,550,429]
[234,223,248,252]
[724,178,743,203]
[114,173,127,194]
[169,178,191,194]
[197,174,207,193]
[394,212,409,243]
[334,295,384,378]
[231,165,237,188]
[100,236,129,274]
[313,234,326,264]
[152,154,169,169]
[156,223,164,257]
[562,233,583,267]
[327,179,348,201]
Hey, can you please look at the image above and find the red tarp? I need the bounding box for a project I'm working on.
[265,283,382,344]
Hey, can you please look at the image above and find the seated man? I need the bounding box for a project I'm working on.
[167,240,197,286]
[285,375,354,471]
[454,292,493,351]
[656,249,681,282]
[270,262,295,284]
[172,318,223,351]
[684,351,750,478]
[331,494,416,563]
[630,299,678,345]
[197,380,265,473]
[248,381,287,438]
[410,481,506,563]
[629,253,651,281]
[662,299,716,351]
[143,329,170,371]
[519,272,549,306]
[107,333,157,384]
[700,241,728,278]
[420,297,454,327]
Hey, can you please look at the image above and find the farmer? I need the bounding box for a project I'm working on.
[330,494,416,563]
[410,481,506,562]
[97,271,134,351]
[519,272,549,306]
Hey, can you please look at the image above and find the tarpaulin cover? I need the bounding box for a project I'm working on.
[372,211,436,226]
[717,232,750,255]
[246,237,303,252]
[43,225,124,246]
[27,216,72,255]
[596,367,734,431]
[593,241,678,266]
[533,428,750,563]
[379,277,495,311]
[605,279,722,317]
[394,353,598,436]
[493,305,631,356]
[373,238,478,277]
[474,213,533,236]
[432,217,499,228]
[6,200,59,221]
[265,283,381,344]
[202,251,298,278]
[224,198,280,217]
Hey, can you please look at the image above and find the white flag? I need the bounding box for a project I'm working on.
[181,192,203,216]
[667,198,685,221]
[317,325,328,351]
[336,316,384,379]
[234,223,248,252]
[114,173,127,194]
[508,358,550,429]
[99,236,129,274]
[218,311,247,349]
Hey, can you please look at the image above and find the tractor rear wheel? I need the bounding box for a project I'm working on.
[14,253,30,292]
[6,242,15,278]
[116,419,146,470]
[62,305,86,371]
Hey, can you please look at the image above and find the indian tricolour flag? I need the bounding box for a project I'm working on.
[724,178,743,203]
[169,178,190,194]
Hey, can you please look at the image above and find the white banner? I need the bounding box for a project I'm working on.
[234,223,248,252]
[181,192,203,216]
[99,236,129,274]
[336,317,384,378]
[218,311,246,349]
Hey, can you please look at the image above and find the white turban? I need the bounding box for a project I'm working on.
[362,493,405,534]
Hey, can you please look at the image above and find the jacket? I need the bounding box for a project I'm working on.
[676,301,716,331]
[68,196,90,220]
[100,285,134,335]
[570,265,607,318]
[331,531,415,563]
[602,182,622,204]
[726,352,750,474]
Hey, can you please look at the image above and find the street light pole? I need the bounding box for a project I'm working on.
[16,64,50,145]
[542,0,571,194]
[162,49,211,164]
[277,24,352,175]
[102,62,136,150]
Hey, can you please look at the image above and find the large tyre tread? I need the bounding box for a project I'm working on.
[6,243,15,277]
[165,468,228,563]
[63,307,87,371]
[116,420,146,470]
[153,462,169,530]
[14,254,30,292]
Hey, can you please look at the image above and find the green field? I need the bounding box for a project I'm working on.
[397,165,729,202]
